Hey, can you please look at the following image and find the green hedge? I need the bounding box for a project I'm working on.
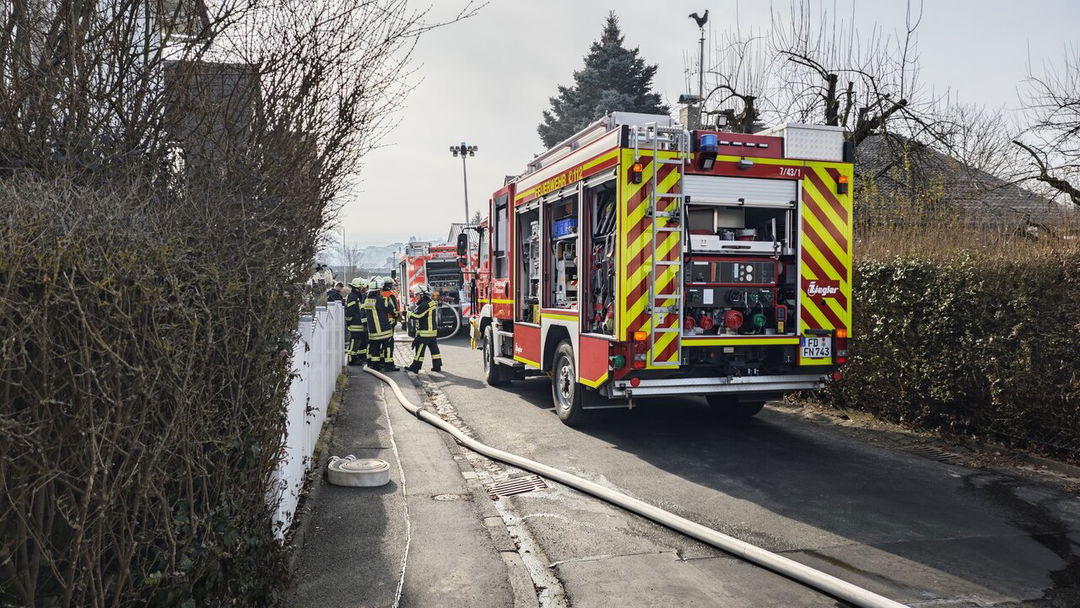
[820,252,1080,457]
[0,177,316,606]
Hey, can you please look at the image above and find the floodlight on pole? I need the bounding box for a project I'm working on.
[450,142,478,225]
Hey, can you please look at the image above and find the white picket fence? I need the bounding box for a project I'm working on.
[270,302,346,540]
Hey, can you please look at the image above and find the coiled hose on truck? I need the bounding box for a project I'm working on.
[364,366,909,608]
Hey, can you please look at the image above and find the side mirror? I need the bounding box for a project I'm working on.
[390,269,397,279]
[456,233,468,256]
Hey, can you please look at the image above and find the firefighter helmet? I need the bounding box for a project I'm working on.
[350,277,365,289]
[368,278,379,290]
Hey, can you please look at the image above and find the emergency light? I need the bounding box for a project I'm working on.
[837,174,849,194]
[630,161,644,184]
[697,133,718,170]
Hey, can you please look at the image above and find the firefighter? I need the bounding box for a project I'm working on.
[363,278,383,369]
[389,278,402,328]
[344,278,367,365]
[406,284,442,373]
[372,278,400,371]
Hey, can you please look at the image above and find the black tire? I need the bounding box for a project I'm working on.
[706,395,765,422]
[483,325,508,387]
[551,341,586,426]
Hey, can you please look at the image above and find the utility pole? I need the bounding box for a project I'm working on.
[341,227,348,285]
[689,10,709,127]
[450,142,478,225]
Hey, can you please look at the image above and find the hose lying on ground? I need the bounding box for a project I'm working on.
[364,366,909,608]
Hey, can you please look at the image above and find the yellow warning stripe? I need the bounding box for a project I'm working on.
[541,312,579,322]
[684,337,801,346]
[514,149,619,201]
[514,355,540,368]
[580,372,609,388]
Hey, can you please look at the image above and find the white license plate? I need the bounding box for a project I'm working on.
[800,336,832,359]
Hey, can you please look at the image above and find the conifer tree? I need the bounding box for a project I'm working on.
[538,12,670,148]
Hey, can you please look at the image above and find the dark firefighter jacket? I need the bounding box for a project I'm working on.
[369,290,396,340]
[345,289,365,330]
[363,292,378,335]
[409,295,438,338]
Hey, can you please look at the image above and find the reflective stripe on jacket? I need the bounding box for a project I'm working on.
[345,290,365,330]
[370,291,396,340]
[409,296,438,338]
[363,295,382,335]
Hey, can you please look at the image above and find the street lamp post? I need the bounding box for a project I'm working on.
[450,142,477,224]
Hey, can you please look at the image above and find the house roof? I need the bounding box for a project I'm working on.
[855,133,1075,228]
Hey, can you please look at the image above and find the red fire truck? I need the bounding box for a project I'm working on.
[397,241,469,338]
[471,112,852,425]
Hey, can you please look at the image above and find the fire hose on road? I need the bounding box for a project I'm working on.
[364,365,909,608]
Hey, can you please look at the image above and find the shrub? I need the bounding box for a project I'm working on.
[0,177,315,605]
[821,248,1080,458]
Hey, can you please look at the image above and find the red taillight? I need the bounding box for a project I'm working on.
[699,315,715,331]
[629,377,641,387]
[723,309,744,331]
[831,371,842,382]
[835,328,849,364]
[632,354,646,369]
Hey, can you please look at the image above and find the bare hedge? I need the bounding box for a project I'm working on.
[0,176,319,605]
[820,251,1080,458]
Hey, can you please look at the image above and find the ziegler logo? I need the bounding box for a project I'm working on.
[807,280,841,297]
[514,343,524,354]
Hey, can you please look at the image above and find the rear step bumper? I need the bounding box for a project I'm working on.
[611,374,827,398]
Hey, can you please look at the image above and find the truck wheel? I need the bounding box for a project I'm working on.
[483,325,507,387]
[706,395,765,422]
[551,341,586,426]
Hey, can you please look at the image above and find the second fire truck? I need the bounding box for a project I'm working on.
[471,111,853,425]
[398,241,468,338]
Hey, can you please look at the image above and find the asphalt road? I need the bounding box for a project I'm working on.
[402,335,1080,608]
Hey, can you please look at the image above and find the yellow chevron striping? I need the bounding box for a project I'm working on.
[801,202,849,269]
[799,297,831,330]
[804,168,849,230]
[653,330,677,359]
[802,242,844,282]
[824,295,851,328]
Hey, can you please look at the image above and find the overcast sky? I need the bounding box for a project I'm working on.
[337,0,1080,247]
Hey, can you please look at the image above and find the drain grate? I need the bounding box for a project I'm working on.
[905,444,966,465]
[484,474,548,499]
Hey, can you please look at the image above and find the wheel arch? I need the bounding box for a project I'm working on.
[543,325,572,371]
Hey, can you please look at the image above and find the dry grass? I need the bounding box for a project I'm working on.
[855,204,1080,262]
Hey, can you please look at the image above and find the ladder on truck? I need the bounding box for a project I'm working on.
[631,123,690,368]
